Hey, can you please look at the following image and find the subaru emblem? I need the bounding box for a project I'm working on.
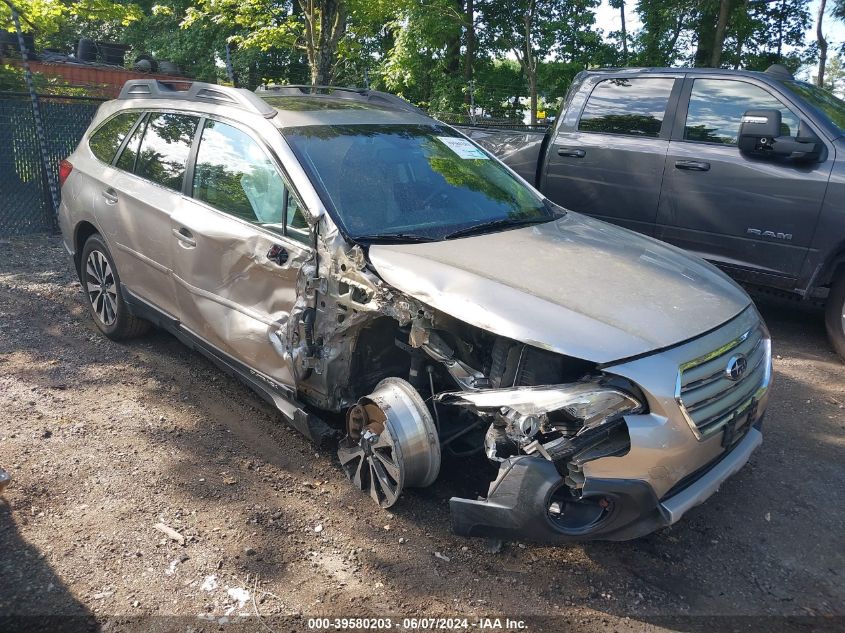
[725,354,748,381]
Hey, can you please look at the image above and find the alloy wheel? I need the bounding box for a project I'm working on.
[85,250,118,326]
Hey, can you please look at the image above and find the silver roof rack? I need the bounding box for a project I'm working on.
[255,84,425,116]
[118,79,277,119]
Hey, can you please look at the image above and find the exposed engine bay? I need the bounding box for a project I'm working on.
[283,227,649,537]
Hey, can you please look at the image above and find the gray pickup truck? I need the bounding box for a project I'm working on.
[463,65,845,359]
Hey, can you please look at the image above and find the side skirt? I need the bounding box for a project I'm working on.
[121,285,337,446]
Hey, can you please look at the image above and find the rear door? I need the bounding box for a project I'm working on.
[543,74,682,235]
[656,76,833,283]
[103,111,200,317]
[170,117,313,387]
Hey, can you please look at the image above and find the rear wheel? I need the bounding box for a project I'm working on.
[825,274,845,361]
[79,234,150,340]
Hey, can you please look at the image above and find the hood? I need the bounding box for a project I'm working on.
[367,212,751,364]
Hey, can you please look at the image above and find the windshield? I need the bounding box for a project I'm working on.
[282,124,555,241]
[783,80,845,134]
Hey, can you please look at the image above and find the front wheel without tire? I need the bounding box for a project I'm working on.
[79,234,150,340]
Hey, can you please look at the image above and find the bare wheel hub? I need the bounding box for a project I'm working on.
[337,378,440,508]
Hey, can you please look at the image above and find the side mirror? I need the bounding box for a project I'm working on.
[738,109,782,154]
[738,109,823,163]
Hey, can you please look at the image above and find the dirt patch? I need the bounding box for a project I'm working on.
[1,235,843,632]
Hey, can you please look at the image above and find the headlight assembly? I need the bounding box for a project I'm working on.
[437,380,644,432]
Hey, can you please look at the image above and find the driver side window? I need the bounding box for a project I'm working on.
[684,79,800,145]
[192,119,310,243]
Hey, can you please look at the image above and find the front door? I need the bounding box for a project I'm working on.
[170,117,314,387]
[543,75,680,235]
[656,77,833,283]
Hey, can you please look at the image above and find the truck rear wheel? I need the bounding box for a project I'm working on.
[825,274,845,361]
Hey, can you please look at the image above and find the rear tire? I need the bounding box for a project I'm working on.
[79,234,150,340]
[825,274,845,361]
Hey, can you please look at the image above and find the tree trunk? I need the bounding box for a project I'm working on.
[733,38,744,69]
[528,71,538,126]
[618,1,628,64]
[464,0,474,80]
[667,11,687,61]
[694,1,719,67]
[818,0,828,87]
[710,0,732,67]
[524,0,538,126]
[304,0,347,87]
[445,0,462,75]
[464,0,474,103]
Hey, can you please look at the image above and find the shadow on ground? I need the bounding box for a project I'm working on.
[0,498,97,632]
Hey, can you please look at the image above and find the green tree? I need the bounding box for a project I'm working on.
[484,0,599,125]
[816,53,845,94]
[183,0,390,87]
[380,0,466,111]
[725,0,811,71]
[609,0,629,63]
[633,0,696,66]
[1,0,142,49]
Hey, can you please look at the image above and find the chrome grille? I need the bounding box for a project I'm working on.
[676,323,771,439]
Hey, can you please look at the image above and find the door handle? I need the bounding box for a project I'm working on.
[674,160,710,172]
[172,227,196,248]
[267,244,289,266]
[101,188,118,204]
[557,147,586,158]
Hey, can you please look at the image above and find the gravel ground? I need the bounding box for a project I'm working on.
[0,234,843,633]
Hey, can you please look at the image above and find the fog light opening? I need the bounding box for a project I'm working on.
[547,487,610,532]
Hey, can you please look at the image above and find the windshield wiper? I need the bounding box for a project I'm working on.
[352,232,438,244]
[443,215,552,240]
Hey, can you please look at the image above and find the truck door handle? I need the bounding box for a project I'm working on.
[557,147,586,158]
[101,188,118,204]
[675,160,710,172]
[172,227,196,248]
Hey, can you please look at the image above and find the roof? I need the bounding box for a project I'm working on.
[257,85,433,128]
[581,64,794,82]
[115,80,435,128]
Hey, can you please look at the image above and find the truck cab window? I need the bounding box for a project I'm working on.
[578,77,675,137]
[684,79,800,145]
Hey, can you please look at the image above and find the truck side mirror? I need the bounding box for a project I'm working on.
[738,109,782,156]
[738,109,823,163]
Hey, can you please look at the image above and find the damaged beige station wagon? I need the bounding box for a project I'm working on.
[58,80,772,543]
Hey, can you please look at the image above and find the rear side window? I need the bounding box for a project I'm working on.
[192,119,308,241]
[684,79,800,144]
[579,77,675,137]
[89,112,139,164]
[135,112,199,191]
[115,114,146,172]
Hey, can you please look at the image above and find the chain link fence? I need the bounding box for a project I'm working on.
[0,93,104,237]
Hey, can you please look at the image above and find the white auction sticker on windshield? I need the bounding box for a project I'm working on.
[437,136,489,159]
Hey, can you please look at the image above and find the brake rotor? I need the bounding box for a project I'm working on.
[337,377,440,508]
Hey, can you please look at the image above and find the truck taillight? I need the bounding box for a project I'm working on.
[58,159,73,188]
